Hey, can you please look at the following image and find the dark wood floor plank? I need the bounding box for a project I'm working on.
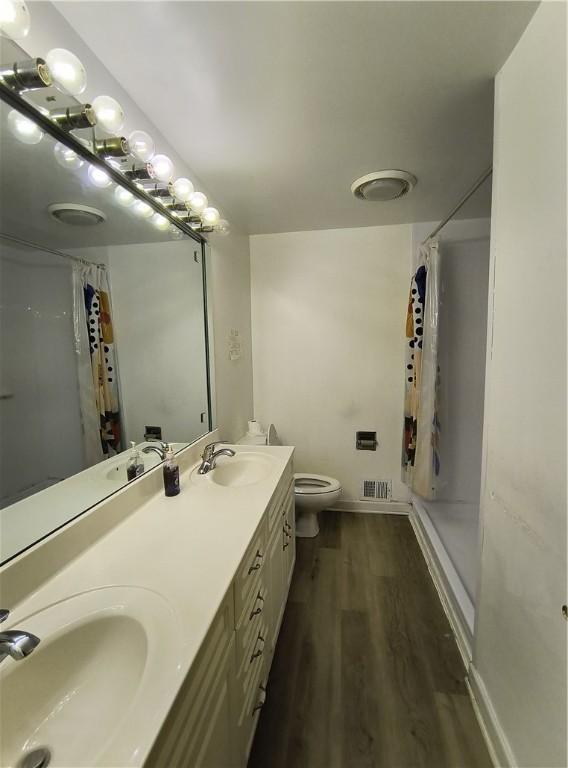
[249,512,493,768]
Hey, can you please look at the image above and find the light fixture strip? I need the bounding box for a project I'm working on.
[0,81,205,244]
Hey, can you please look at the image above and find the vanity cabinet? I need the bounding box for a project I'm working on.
[145,460,295,768]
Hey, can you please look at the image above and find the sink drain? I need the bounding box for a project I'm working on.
[18,748,51,768]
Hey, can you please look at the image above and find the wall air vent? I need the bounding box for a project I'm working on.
[360,479,392,501]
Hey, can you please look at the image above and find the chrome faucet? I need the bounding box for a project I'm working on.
[143,445,166,461]
[0,611,40,664]
[197,442,235,474]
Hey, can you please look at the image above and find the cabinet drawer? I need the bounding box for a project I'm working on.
[234,520,267,625]
[235,638,268,764]
[235,576,268,675]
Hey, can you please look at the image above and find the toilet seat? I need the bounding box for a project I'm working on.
[294,473,341,495]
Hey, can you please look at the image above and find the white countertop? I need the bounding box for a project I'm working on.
[1,443,294,767]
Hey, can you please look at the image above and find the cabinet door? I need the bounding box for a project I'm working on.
[194,640,239,768]
[267,521,285,657]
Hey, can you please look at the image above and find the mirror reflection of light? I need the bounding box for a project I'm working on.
[87,165,112,189]
[151,213,169,231]
[133,200,153,219]
[114,186,135,207]
[54,141,84,170]
[7,109,43,144]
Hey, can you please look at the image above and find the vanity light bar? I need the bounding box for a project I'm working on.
[50,104,96,131]
[0,57,51,92]
[0,0,227,239]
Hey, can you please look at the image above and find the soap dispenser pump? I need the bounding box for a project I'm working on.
[163,443,180,497]
[126,441,144,481]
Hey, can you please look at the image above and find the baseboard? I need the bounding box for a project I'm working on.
[330,499,411,515]
[466,665,516,768]
[409,503,473,668]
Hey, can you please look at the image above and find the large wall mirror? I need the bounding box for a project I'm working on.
[0,40,213,564]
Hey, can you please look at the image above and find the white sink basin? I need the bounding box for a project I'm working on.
[209,452,276,487]
[0,587,182,768]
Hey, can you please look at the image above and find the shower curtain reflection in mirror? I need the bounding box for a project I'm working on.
[73,263,122,463]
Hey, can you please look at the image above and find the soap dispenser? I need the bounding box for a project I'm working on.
[163,443,180,497]
[126,441,144,481]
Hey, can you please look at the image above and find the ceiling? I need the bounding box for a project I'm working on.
[54,1,538,235]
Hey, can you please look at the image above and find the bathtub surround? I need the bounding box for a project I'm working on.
[250,224,412,507]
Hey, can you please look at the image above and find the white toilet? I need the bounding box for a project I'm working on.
[239,422,342,538]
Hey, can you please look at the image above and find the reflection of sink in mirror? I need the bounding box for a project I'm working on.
[209,452,277,487]
[0,587,181,768]
[102,443,186,482]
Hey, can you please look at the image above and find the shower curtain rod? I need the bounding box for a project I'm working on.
[422,166,493,244]
[0,232,106,269]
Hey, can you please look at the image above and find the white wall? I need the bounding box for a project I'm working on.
[250,225,412,504]
[473,5,567,766]
[24,1,254,444]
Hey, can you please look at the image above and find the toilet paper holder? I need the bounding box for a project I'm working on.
[356,431,377,451]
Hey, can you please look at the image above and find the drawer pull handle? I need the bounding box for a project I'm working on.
[249,592,265,620]
[252,684,267,714]
[247,550,264,575]
[250,648,263,663]
[283,541,289,550]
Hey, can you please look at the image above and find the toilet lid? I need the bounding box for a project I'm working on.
[294,473,341,495]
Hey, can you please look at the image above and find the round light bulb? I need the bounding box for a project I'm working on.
[133,200,153,219]
[188,191,208,214]
[128,130,154,163]
[92,95,124,133]
[46,48,87,96]
[54,141,84,170]
[170,177,194,202]
[7,109,43,144]
[0,0,30,38]
[148,153,174,183]
[87,165,112,189]
[114,186,135,207]
[202,206,220,227]
[215,219,230,236]
[151,213,169,231]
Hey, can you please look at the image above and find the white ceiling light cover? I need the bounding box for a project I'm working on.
[351,170,417,202]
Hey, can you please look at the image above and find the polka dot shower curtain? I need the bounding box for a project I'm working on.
[401,240,440,499]
[72,263,122,464]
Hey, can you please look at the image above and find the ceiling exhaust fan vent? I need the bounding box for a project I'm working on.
[48,203,107,226]
[351,170,417,202]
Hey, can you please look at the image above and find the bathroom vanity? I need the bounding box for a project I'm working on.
[0,439,295,768]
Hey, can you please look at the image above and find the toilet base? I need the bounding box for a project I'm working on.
[295,510,320,538]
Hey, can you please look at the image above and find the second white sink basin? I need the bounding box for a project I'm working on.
[209,452,276,487]
[0,586,182,768]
